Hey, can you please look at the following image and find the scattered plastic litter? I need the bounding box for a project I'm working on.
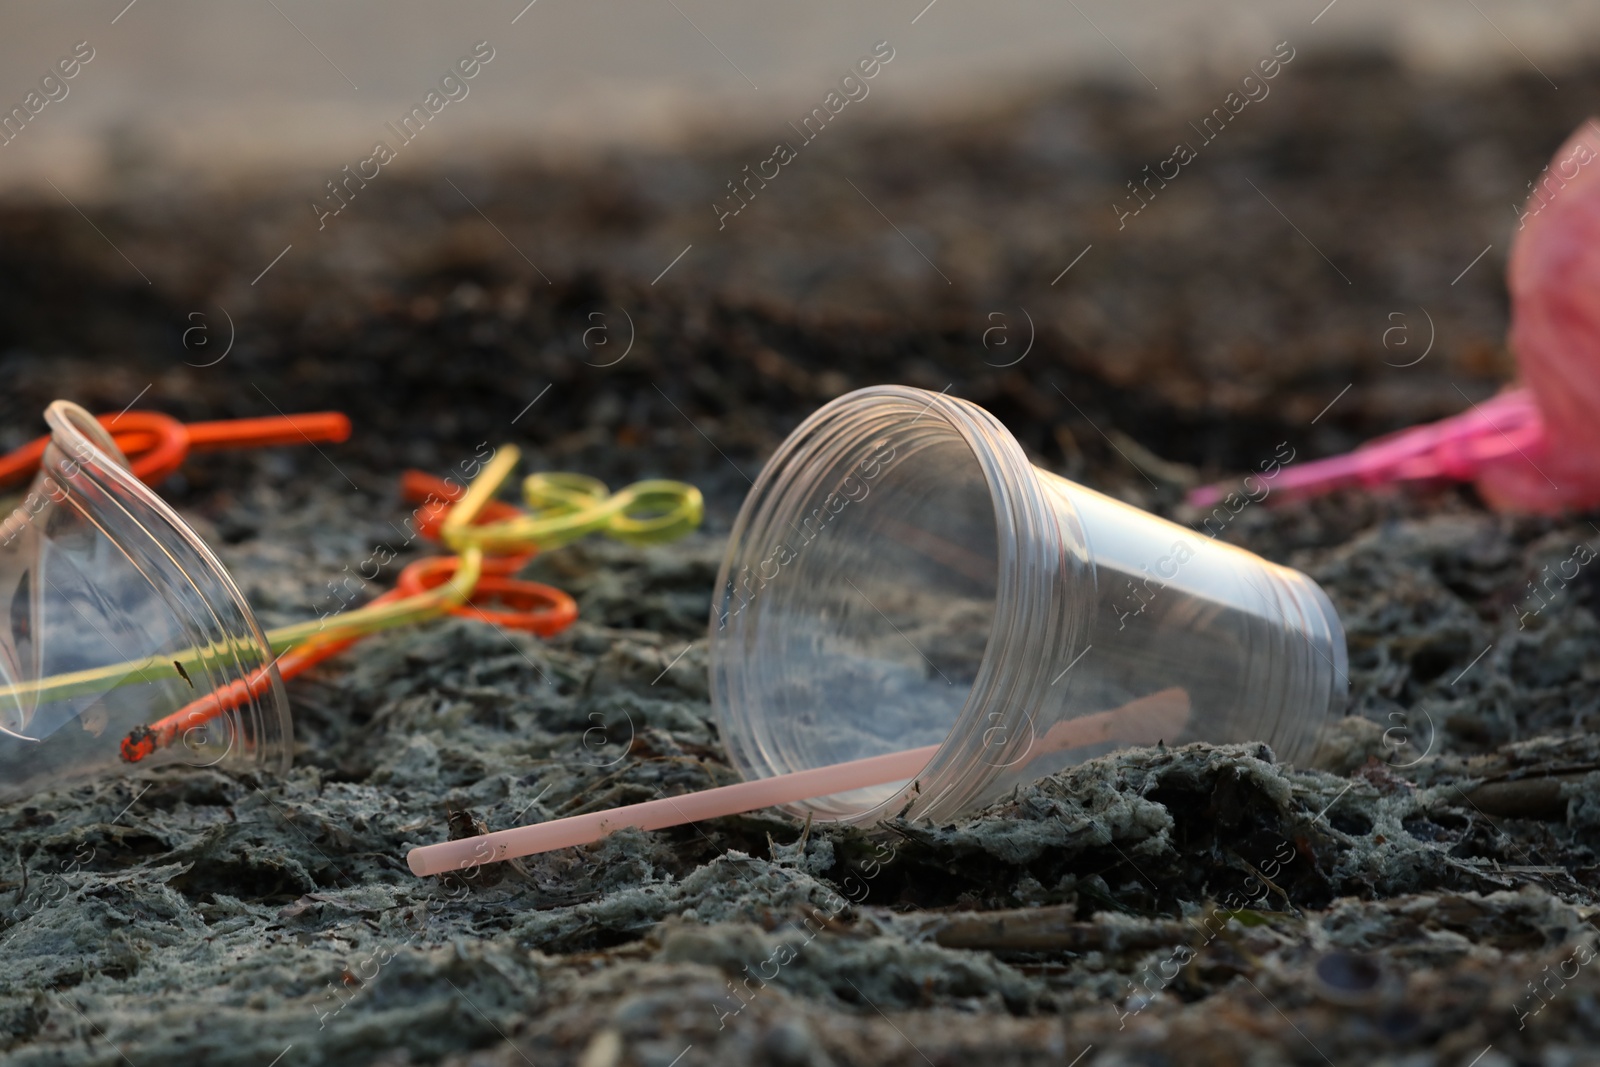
[409,385,1348,876]
[118,444,700,767]
[0,402,703,800]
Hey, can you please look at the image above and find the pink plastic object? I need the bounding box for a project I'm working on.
[1479,119,1600,512]
[407,687,1189,875]
[1188,118,1600,515]
[1187,388,1544,508]
[411,383,1348,876]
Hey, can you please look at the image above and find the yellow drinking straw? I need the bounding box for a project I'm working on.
[0,448,703,754]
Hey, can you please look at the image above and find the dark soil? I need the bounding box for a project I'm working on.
[2,47,1600,1067]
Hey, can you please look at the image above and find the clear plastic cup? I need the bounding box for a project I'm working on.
[708,385,1347,826]
[0,401,292,801]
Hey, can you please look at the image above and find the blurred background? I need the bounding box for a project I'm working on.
[2,0,1598,519]
[4,0,1598,189]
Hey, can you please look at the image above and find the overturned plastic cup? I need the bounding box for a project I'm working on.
[0,401,291,801]
[708,384,1346,820]
[407,385,1347,875]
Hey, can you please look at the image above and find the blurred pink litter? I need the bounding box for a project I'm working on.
[1187,387,1545,509]
[1189,118,1600,515]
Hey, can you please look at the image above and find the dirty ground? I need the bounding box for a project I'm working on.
[3,49,1600,1066]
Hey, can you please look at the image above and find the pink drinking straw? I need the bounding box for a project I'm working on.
[1190,118,1600,516]
[1188,388,1544,508]
[407,687,1190,876]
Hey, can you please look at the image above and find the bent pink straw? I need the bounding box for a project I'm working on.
[407,687,1191,876]
[1192,117,1600,515]
[1187,387,1544,508]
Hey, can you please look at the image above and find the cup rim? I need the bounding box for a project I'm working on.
[39,399,293,777]
[708,384,1092,825]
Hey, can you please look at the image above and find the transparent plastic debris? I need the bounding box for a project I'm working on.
[408,385,1348,875]
[0,401,292,801]
[710,385,1347,823]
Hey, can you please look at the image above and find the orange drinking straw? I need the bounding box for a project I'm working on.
[395,555,577,636]
[119,590,411,762]
[116,459,565,763]
[0,410,351,490]
[110,448,691,767]
[183,413,352,452]
[119,553,579,762]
